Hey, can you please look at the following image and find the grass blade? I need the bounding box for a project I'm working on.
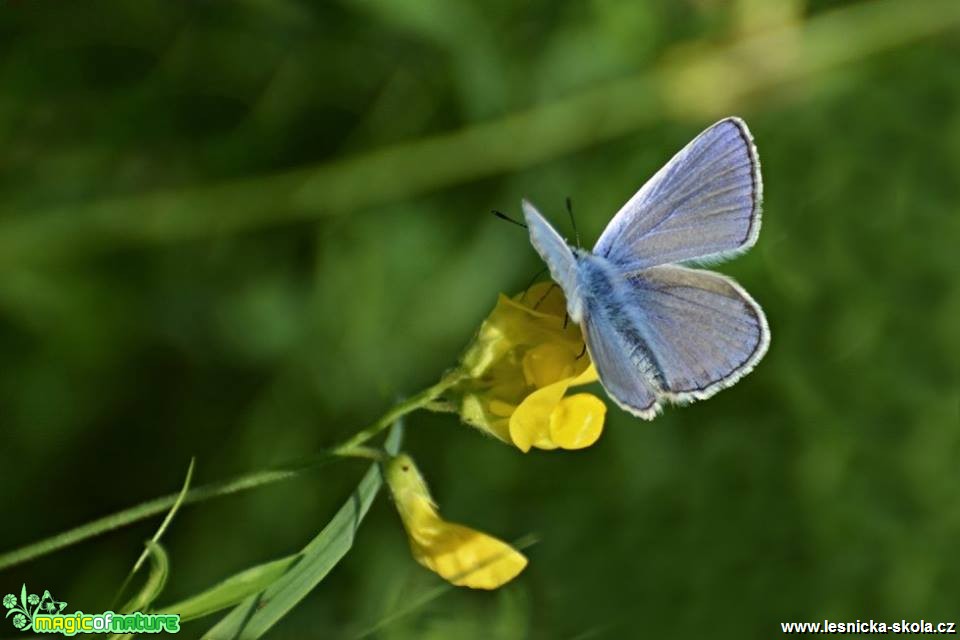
[120,541,170,614]
[111,459,194,609]
[155,555,298,623]
[200,423,404,639]
[136,458,194,573]
[106,541,174,640]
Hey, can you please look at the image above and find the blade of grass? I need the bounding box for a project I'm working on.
[111,459,194,609]
[199,422,404,640]
[105,542,174,640]
[119,541,170,614]
[136,458,194,573]
[154,555,299,623]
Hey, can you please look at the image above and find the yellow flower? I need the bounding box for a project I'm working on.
[385,454,527,589]
[457,282,606,452]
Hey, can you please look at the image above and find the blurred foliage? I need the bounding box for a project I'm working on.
[1,0,958,638]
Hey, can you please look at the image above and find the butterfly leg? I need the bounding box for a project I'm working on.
[532,282,557,309]
[575,343,587,360]
[519,267,548,302]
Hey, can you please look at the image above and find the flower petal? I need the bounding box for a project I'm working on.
[459,395,511,443]
[522,342,579,388]
[509,378,570,452]
[569,362,599,386]
[386,455,527,589]
[514,282,568,317]
[410,522,528,590]
[549,393,607,449]
[455,283,599,452]
[459,296,515,378]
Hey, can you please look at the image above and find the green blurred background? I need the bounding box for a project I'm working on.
[2,0,958,637]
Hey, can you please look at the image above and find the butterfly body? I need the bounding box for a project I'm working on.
[575,253,668,380]
[522,117,770,419]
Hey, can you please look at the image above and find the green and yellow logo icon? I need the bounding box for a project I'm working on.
[4,584,179,635]
[3,585,67,631]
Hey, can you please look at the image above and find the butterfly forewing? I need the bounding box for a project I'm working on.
[521,199,583,321]
[592,117,761,269]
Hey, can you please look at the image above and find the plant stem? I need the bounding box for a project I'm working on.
[0,466,307,572]
[0,371,464,571]
[333,446,385,462]
[332,369,465,456]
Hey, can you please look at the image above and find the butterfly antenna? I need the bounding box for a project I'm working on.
[491,209,528,229]
[565,197,581,248]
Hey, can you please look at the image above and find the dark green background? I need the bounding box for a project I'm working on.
[1,1,958,638]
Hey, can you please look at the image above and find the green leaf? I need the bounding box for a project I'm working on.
[154,555,298,622]
[112,459,194,611]
[120,541,170,614]
[200,422,403,639]
[138,458,194,573]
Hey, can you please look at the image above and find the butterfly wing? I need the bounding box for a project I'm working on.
[579,299,663,419]
[581,262,768,413]
[38,591,67,614]
[521,199,583,321]
[630,264,768,402]
[592,117,762,269]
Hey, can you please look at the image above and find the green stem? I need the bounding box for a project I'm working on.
[423,399,458,414]
[0,371,465,571]
[332,368,465,455]
[0,466,308,572]
[333,446,385,462]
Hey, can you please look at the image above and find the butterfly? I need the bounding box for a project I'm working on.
[522,117,770,419]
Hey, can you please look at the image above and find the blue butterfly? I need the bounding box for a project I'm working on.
[523,117,770,419]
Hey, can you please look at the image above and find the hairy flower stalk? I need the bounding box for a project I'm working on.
[331,369,467,456]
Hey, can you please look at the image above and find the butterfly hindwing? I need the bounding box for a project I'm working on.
[580,293,662,419]
[592,117,762,269]
[613,264,769,403]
